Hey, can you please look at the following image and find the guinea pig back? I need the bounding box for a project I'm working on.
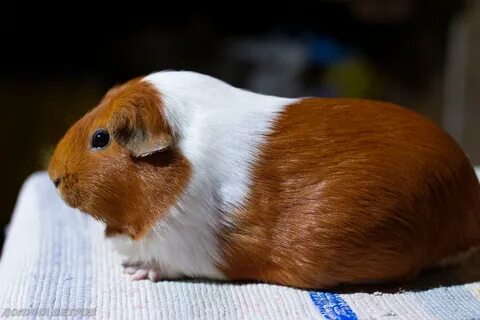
[218,98,480,288]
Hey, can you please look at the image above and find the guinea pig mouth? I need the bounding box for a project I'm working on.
[57,187,84,210]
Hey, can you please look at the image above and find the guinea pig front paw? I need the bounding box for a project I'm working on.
[122,261,162,282]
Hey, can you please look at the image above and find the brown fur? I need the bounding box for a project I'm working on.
[48,79,190,239]
[219,98,480,289]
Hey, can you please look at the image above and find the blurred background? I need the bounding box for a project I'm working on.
[1,0,479,251]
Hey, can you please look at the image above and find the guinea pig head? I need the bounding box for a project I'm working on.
[48,79,191,240]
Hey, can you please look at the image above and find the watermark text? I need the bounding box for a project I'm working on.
[1,308,96,317]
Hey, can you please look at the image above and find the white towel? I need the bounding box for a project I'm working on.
[1,171,480,320]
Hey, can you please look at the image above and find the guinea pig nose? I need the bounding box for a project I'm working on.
[53,178,61,188]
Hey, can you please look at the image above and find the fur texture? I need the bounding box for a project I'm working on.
[219,98,480,288]
[48,71,480,288]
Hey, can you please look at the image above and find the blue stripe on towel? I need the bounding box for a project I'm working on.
[309,291,357,320]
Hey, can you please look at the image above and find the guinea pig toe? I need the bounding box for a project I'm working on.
[147,269,161,282]
[123,266,140,275]
[123,263,162,281]
[131,268,149,281]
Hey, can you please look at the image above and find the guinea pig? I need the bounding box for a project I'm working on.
[48,71,480,289]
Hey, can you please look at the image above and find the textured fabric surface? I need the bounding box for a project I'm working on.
[1,171,480,319]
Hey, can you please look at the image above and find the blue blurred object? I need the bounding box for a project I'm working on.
[308,35,349,66]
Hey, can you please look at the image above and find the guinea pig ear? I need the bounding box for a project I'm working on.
[107,103,172,157]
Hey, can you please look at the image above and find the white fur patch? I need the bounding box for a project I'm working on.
[110,71,297,279]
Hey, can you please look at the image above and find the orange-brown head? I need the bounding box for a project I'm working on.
[48,78,190,240]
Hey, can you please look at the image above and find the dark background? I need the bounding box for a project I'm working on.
[1,0,477,251]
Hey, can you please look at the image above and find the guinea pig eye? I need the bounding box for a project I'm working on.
[91,129,110,149]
